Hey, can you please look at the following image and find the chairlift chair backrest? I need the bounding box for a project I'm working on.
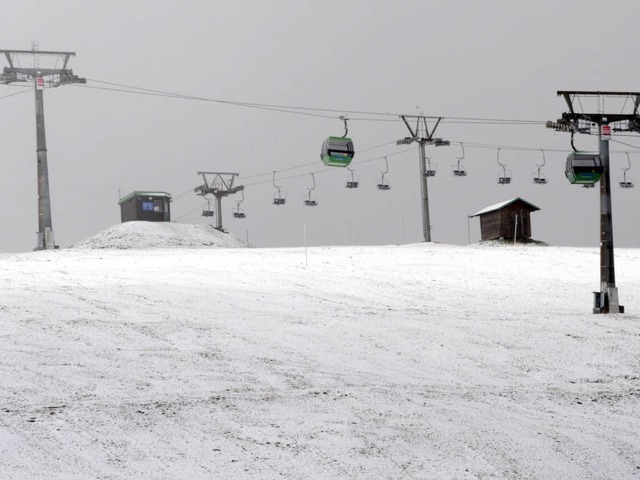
[619,153,635,188]
[452,142,467,177]
[346,167,359,188]
[304,173,318,206]
[272,171,286,205]
[497,148,512,184]
[533,150,548,184]
[377,156,391,190]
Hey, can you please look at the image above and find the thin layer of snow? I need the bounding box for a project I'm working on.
[1,243,639,479]
[71,221,246,249]
[469,197,540,217]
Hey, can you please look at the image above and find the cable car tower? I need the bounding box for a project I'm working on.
[619,153,634,188]
[194,171,244,232]
[397,115,450,242]
[0,46,86,250]
[532,150,548,184]
[547,90,640,313]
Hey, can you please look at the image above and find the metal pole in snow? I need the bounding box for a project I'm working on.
[303,224,308,268]
[514,214,518,245]
[34,75,55,250]
[418,141,432,242]
[599,123,620,313]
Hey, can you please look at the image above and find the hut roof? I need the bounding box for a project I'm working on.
[469,197,540,218]
[118,191,172,205]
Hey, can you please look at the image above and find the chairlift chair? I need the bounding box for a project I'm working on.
[345,167,359,189]
[202,199,214,217]
[497,148,512,184]
[233,190,247,218]
[425,156,436,177]
[304,173,318,207]
[532,150,548,185]
[272,171,286,205]
[452,142,467,177]
[377,156,391,190]
[533,175,548,185]
[321,116,355,167]
[619,153,635,188]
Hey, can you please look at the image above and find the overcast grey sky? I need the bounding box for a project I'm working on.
[1,0,639,252]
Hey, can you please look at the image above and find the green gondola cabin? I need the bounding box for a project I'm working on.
[565,151,603,185]
[321,136,355,167]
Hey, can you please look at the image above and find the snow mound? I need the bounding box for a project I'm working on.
[72,221,246,249]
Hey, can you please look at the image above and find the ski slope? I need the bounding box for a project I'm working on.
[1,231,639,479]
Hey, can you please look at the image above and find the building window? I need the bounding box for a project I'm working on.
[142,201,154,211]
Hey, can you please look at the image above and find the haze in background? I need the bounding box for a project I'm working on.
[1,0,638,252]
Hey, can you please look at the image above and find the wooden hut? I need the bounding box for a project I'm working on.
[470,197,540,241]
[118,191,172,223]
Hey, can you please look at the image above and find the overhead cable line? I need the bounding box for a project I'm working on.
[610,138,640,151]
[240,139,400,181]
[73,83,339,119]
[455,139,640,155]
[76,77,547,126]
[242,146,417,188]
[0,88,31,100]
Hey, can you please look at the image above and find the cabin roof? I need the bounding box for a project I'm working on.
[118,191,172,205]
[469,197,540,217]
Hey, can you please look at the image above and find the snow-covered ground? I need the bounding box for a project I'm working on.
[1,230,639,479]
[72,221,247,249]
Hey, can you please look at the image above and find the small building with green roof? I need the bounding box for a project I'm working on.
[118,191,172,223]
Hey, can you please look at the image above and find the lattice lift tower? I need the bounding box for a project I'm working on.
[397,115,450,242]
[548,91,640,314]
[0,47,86,250]
[194,172,244,232]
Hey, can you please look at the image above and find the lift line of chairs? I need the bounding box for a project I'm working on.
[264,121,637,211]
